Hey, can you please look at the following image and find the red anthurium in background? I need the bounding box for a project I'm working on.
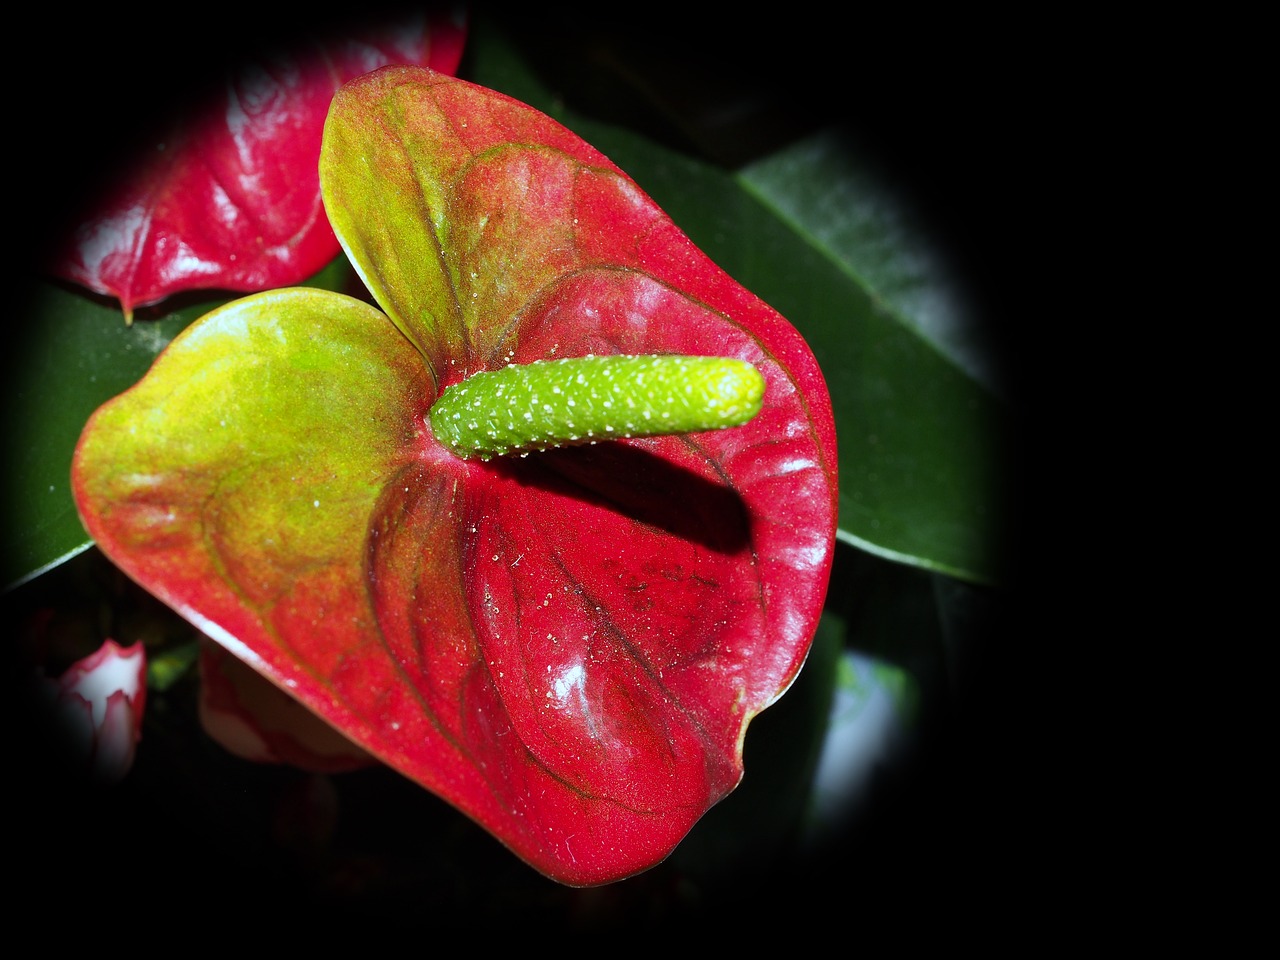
[199,638,376,773]
[72,66,837,885]
[39,639,147,785]
[52,9,466,322]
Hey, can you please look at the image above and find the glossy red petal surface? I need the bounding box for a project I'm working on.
[74,67,837,885]
[52,10,467,319]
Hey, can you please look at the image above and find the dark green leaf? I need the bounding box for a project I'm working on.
[4,285,196,590]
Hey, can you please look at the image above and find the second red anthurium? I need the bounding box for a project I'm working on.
[51,10,467,322]
[71,65,838,885]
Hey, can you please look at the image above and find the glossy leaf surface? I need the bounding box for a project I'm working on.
[50,10,466,321]
[738,134,1008,583]
[73,67,837,884]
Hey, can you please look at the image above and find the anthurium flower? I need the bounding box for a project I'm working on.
[38,639,146,785]
[72,65,837,885]
[51,9,466,322]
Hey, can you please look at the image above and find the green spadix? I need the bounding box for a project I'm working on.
[429,354,765,460]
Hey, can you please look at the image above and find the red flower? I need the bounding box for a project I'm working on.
[39,639,147,785]
[72,66,837,885]
[51,9,466,322]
